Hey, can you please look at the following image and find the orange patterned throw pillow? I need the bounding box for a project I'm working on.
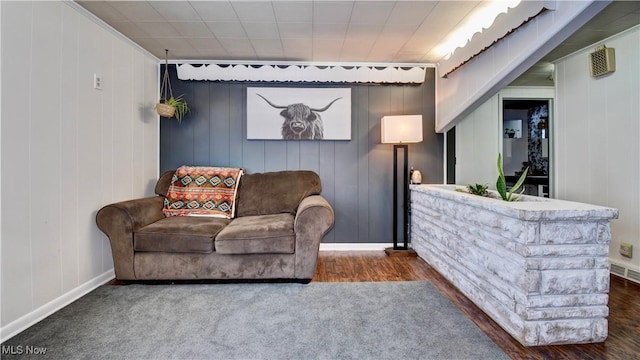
[163,166,244,219]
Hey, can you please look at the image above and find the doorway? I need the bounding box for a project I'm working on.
[502,99,551,197]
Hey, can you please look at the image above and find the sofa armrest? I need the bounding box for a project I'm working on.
[96,196,165,280]
[293,195,335,279]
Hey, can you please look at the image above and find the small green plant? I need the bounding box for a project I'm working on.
[496,153,528,202]
[467,183,489,196]
[164,95,190,123]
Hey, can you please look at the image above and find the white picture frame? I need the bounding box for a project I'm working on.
[246,87,351,140]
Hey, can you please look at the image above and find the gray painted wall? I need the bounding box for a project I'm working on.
[160,66,441,243]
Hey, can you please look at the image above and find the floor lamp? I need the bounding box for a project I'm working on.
[381,115,423,257]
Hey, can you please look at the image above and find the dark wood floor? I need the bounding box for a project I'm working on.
[314,251,640,360]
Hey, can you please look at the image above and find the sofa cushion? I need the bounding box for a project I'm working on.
[215,214,295,255]
[155,170,175,197]
[163,166,244,219]
[135,216,230,253]
[235,170,321,217]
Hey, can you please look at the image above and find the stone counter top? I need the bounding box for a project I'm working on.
[410,184,618,221]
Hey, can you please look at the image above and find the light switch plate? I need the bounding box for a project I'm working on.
[94,74,103,90]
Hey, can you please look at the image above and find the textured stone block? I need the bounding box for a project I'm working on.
[538,319,606,344]
[595,269,610,292]
[410,185,618,346]
[539,221,598,244]
[539,270,596,295]
[526,257,595,270]
[521,305,608,320]
[524,294,608,307]
[597,222,612,243]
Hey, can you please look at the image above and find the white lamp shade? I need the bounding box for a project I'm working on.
[381,115,423,143]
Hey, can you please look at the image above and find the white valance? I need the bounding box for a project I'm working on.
[438,0,554,77]
[176,63,428,84]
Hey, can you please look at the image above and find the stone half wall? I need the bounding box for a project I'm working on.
[409,185,618,346]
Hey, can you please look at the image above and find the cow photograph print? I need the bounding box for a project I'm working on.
[246,87,351,140]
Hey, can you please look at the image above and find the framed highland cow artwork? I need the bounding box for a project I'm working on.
[246,87,351,140]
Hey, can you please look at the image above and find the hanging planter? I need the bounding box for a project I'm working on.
[156,49,190,123]
[156,102,176,118]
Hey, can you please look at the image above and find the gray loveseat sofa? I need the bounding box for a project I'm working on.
[96,170,334,283]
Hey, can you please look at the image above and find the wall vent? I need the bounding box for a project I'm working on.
[610,263,626,277]
[589,45,615,77]
[628,269,640,283]
[610,261,640,286]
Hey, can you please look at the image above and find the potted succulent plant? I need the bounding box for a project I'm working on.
[156,95,190,123]
[496,153,527,201]
[156,49,190,124]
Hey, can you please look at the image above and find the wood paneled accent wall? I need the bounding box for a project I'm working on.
[160,66,441,243]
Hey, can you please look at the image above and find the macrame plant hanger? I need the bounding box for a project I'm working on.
[156,49,176,118]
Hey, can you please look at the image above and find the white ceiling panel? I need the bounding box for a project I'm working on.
[380,23,420,39]
[282,38,313,54]
[350,1,395,24]
[312,2,353,24]
[231,2,276,23]
[283,40,313,58]
[205,22,247,39]
[150,2,201,22]
[340,38,375,59]
[116,2,165,22]
[313,23,349,40]
[197,49,229,59]
[76,0,639,88]
[394,52,427,63]
[130,36,164,51]
[136,22,181,38]
[187,38,225,51]
[273,1,313,23]
[158,37,197,52]
[313,39,344,60]
[284,51,313,62]
[189,1,238,22]
[224,46,258,57]
[278,22,313,39]
[110,21,150,39]
[424,1,479,29]
[243,22,280,39]
[79,2,127,23]
[345,23,384,40]
[219,38,255,53]
[165,49,201,59]
[386,1,436,25]
[368,46,403,62]
[251,38,284,53]
[171,22,214,38]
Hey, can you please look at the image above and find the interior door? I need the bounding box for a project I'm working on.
[502,99,552,197]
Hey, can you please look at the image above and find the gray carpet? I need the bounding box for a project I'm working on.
[2,281,508,360]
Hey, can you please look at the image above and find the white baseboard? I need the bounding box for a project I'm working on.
[320,243,393,251]
[0,269,115,343]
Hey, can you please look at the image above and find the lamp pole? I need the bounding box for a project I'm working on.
[380,115,422,257]
[386,143,416,256]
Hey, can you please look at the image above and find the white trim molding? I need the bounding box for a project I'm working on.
[0,270,115,343]
[319,243,393,251]
[177,62,430,84]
